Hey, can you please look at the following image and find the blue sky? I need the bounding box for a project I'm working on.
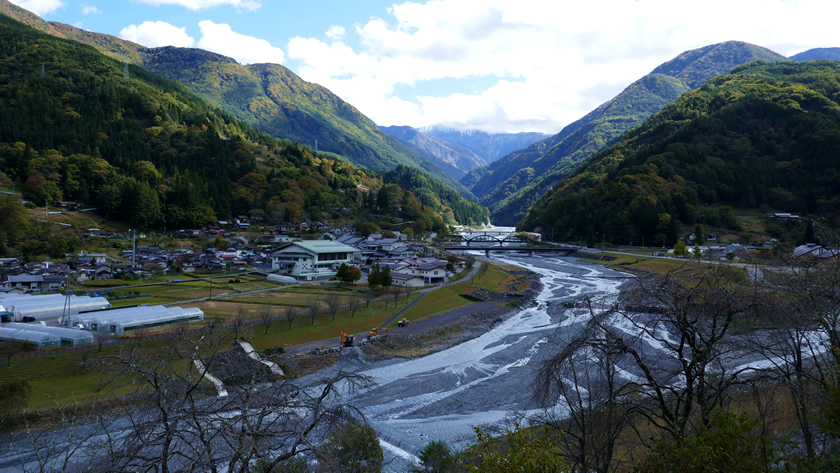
[10,0,840,134]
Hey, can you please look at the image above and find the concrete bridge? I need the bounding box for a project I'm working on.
[442,245,577,257]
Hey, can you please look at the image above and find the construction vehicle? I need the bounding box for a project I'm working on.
[368,327,388,340]
[340,331,355,348]
[397,318,409,328]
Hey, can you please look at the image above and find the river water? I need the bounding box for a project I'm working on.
[342,253,629,471]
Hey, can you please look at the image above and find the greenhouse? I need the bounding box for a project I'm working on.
[72,306,205,334]
[0,293,111,322]
[267,274,296,284]
[0,325,60,349]
[4,322,94,347]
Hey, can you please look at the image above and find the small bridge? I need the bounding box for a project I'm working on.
[442,245,577,257]
[440,233,534,246]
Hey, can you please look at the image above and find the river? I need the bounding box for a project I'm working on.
[343,253,629,471]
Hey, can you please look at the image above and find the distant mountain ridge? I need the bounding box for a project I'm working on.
[0,0,478,201]
[463,41,788,225]
[420,126,550,163]
[790,47,840,62]
[379,125,486,179]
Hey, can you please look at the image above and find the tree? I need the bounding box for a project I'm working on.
[284,305,298,330]
[381,266,392,289]
[466,424,564,473]
[411,440,457,473]
[673,240,687,257]
[635,410,780,473]
[694,224,705,245]
[325,292,341,321]
[321,420,383,473]
[336,263,349,282]
[342,265,362,284]
[258,304,274,335]
[0,379,30,429]
[21,328,376,472]
[368,263,382,288]
[307,295,320,325]
[535,311,631,473]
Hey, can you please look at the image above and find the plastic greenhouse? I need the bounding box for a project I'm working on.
[267,274,296,284]
[0,325,60,349]
[0,293,111,322]
[71,306,205,334]
[4,322,94,346]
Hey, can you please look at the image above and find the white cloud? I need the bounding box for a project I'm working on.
[285,0,840,133]
[133,0,261,11]
[196,20,284,64]
[120,21,195,48]
[82,5,101,15]
[8,0,64,16]
[326,25,345,41]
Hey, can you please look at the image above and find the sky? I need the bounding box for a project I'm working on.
[9,0,840,134]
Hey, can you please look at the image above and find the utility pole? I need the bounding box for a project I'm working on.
[131,229,136,269]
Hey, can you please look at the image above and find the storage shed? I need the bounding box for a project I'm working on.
[4,322,94,346]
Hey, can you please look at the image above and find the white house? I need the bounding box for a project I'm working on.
[269,241,361,280]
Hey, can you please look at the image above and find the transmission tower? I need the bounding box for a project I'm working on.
[40,63,45,79]
[123,61,129,79]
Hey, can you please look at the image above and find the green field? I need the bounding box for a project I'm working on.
[0,262,524,408]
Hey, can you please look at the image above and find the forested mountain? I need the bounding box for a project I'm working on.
[0,15,487,251]
[379,126,487,179]
[463,41,787,225]
[519,61,840,245]
[790,47,840,62]
[0,0,478,202]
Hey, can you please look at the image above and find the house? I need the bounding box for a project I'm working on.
[269,240,361,280]
[794,243,825,259]
[391,272,425,288]
[4,274,64,293]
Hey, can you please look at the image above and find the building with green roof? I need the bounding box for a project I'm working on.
[269,241,361,280]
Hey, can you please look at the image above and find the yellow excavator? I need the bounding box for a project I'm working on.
[368,327,388,340]
[340,331,355,348]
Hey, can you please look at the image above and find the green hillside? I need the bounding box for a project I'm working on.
[519,61,840,245]
[0,14,485,258]
[0,0,477,202]
[464,41,788,226]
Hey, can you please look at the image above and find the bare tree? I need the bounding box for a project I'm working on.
[349,302,359,318]
[17,329,378,473]
[258,304,274,335]
[233,305,247,339]
[535,301,636,473]
[284,305,299,330]
[325,292,341,322]
[307,295,320,326]
[537,261,760,468]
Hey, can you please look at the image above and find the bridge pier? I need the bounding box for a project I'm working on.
[529,249,534,257]
[485,249,490,257]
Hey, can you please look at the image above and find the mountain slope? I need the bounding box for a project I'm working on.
[519,61,840,244]
[465,41,788,225]
[0,14,487,234]
[0,0,478,201]
[379,125,486,179]
[790,47,840,62]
